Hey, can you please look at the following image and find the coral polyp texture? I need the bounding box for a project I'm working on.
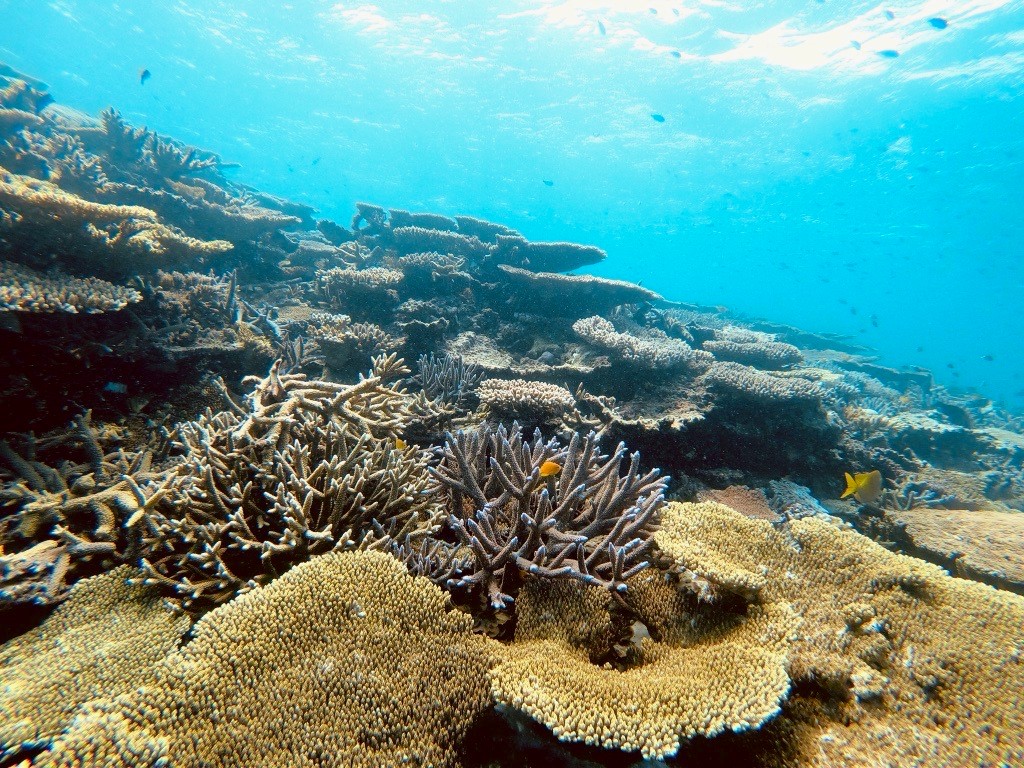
[33,551,495,768]
[3,65,1024,768]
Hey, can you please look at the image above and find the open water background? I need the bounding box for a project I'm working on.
[2,0,1022,408]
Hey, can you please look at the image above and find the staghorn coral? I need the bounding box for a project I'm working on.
[431,424,666,611]
[36,551,495,768]
[137,356,439,608]
[572,315,712,371]
[0,425,175,607]
[0,261,141,314]
[655,500,1024,766]
[0,567,190,760]
[494,264,661,318]
[414,352,485,408]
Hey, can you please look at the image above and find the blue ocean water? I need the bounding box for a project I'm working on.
[1,0,1022,408]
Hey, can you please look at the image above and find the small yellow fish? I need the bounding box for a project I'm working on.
[395,438,407,450]
[539,460,562,478]
[841,470,882,504]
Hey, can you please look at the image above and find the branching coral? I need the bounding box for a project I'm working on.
[414,352,484,408]
[0,423,174,607]
[431,424,666,610]
[137,356,440,608]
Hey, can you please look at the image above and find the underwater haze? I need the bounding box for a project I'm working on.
[2,0,1023,409]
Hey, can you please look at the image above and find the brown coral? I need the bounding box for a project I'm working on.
[655,500,1024,767]
[0,567,189,759]
[36,551,495,768]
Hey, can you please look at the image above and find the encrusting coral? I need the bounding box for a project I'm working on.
[0,567,190,760]
[33,551,495,768]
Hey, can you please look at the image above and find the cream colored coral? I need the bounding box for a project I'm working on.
[477,377,576,416]
[490,601,798,760]
[656,501,1024,767]
[37,551,496,768]
[0,567,190,756]
[0,261,141,313]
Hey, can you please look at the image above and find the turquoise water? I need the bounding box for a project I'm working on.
[2,0,1022,407]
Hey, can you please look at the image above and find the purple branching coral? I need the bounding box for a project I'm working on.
[430,423,666,610]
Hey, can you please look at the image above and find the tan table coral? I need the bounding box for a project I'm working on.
[656,501,1024,767]
[889,506,1024,592]
[35,551,496,768]
[0,567,190,759]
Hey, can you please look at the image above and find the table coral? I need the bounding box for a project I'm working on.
[0,567,189,760]
[35,551,495,768]
[0,261,140,314]
[656,500,1024,766]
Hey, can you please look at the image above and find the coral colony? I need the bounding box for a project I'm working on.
[1,65,1023,767]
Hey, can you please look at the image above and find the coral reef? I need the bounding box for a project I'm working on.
[33,552,495,768]
[2,68,1024,768]
[431,424,666,611]
[0,567,189,760]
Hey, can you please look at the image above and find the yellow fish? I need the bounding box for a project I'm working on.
[395,438,407,450]
[841,470,882,504]
[539,460,562,478]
